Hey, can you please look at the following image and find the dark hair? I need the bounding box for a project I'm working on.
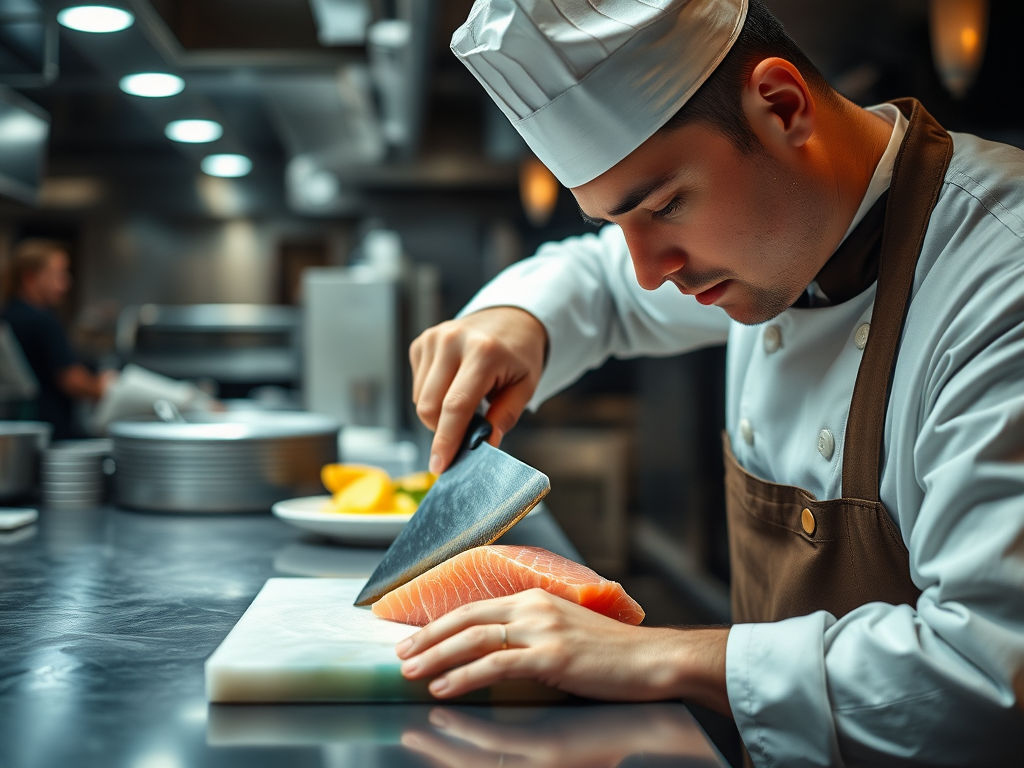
[1,238,67,302]
[662,0,839,152]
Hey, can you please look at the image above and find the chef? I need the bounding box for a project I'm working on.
[1,238,115,438]
[397,0,1024,765]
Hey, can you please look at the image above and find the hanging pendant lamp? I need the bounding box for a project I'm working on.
[929,0,990,99]
[520,156,560,228]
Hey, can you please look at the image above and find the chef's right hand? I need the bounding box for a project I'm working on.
[410,307,548,475]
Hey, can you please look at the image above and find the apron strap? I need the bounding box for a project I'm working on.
[842,99,954,502]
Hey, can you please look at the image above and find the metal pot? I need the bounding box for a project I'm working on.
[110,411,339,513]
[0,421,51,499]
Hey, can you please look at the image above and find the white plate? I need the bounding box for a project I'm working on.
[272,494,541,546]
[272,496,412,545]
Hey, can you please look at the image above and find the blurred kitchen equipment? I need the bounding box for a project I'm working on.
[303,230,439,432]
[303,267,399,431]
[153,399,186,423]
[41,439,111,510]
[0,508,37,531]
[340,426,418,478]
[0,322,38,419]
[0,84,50,205]
[92,364,213,433]
[110,411,339,513]
[0,421,50,499]
[115,304,300,398]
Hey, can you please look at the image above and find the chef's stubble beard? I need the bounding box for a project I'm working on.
[737,160,823,325]
[668,237,807,326]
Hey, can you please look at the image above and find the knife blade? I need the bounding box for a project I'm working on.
[354,414,550,606]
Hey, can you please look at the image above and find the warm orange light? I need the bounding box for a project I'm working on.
[519,156,560,227]
[930,0,989,99]
[960,27,979,55]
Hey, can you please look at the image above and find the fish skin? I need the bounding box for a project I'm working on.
[370,545,645,626]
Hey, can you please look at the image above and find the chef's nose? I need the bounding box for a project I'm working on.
[621,225,685,291]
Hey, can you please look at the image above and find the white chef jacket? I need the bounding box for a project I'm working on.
[459,107,1024,766]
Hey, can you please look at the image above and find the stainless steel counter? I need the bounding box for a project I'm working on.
[0,504,727,767]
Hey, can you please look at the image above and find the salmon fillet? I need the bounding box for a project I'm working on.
[370,545,644,626]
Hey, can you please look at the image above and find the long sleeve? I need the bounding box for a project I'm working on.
[459,224,731,407]
[727,139,1024,766]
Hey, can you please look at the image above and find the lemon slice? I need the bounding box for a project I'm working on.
[333,469,394,513]
[393,492,419,515]
[394,470,437,494]
[321,463,383,494]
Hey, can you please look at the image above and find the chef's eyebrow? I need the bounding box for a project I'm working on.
[608,173,676,217]
[576,172,677,227]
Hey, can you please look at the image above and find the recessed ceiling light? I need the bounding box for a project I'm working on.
[57,6,134,33]
[201,154,252,178]
[165,119,223,144]
[120,73,185,98]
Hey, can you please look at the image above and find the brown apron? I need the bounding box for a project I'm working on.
[725,98,953,627]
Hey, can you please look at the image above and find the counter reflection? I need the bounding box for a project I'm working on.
[208,702,726,767]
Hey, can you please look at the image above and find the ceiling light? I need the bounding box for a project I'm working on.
[120,73,185,98]
[201,154,252,178]
[303,169,340,207]
[165,119,223,144]
[57,6,134,33]
[929,0,990,99]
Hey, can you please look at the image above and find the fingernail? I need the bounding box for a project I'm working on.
[429,454,443,475]
[429,710,450,728]
[401,732,424,748]
[402,659,420,676]
[429,678,449,695]
[396,638,413,656]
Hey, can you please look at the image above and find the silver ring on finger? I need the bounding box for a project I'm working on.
[498,623,508,651]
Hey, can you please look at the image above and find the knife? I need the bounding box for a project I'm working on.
[354,413,550,606]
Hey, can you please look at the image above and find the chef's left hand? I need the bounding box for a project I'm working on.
[396,588,731,714]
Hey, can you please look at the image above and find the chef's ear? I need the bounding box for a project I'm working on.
[742,57,816,150]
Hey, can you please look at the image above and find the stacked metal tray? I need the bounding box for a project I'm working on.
[42,440,112,509]
[110,412,339,513]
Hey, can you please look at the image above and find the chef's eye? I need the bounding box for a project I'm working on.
[654,195,685,219]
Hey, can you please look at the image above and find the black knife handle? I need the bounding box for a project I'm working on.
[465,412,493,451]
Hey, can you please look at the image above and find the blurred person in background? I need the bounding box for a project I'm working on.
[1,238,115,439]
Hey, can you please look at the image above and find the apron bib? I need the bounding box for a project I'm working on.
[725,98,953,626]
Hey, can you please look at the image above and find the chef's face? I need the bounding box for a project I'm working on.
[572,121,823,326]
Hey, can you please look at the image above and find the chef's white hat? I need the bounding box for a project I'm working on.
[452,0,749,188]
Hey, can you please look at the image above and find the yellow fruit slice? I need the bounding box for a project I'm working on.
[394,470,437,494]
[321,463,379,493]
[394,492,419,515]
[333,469,394,513]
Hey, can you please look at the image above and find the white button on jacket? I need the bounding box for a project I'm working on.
[817,429,835,461]
[739,418,754,447]
[855,322,871,350]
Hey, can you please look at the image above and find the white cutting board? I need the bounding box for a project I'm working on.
[205,578,563,703]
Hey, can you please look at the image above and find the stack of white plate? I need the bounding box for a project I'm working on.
[42,440,112,509]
